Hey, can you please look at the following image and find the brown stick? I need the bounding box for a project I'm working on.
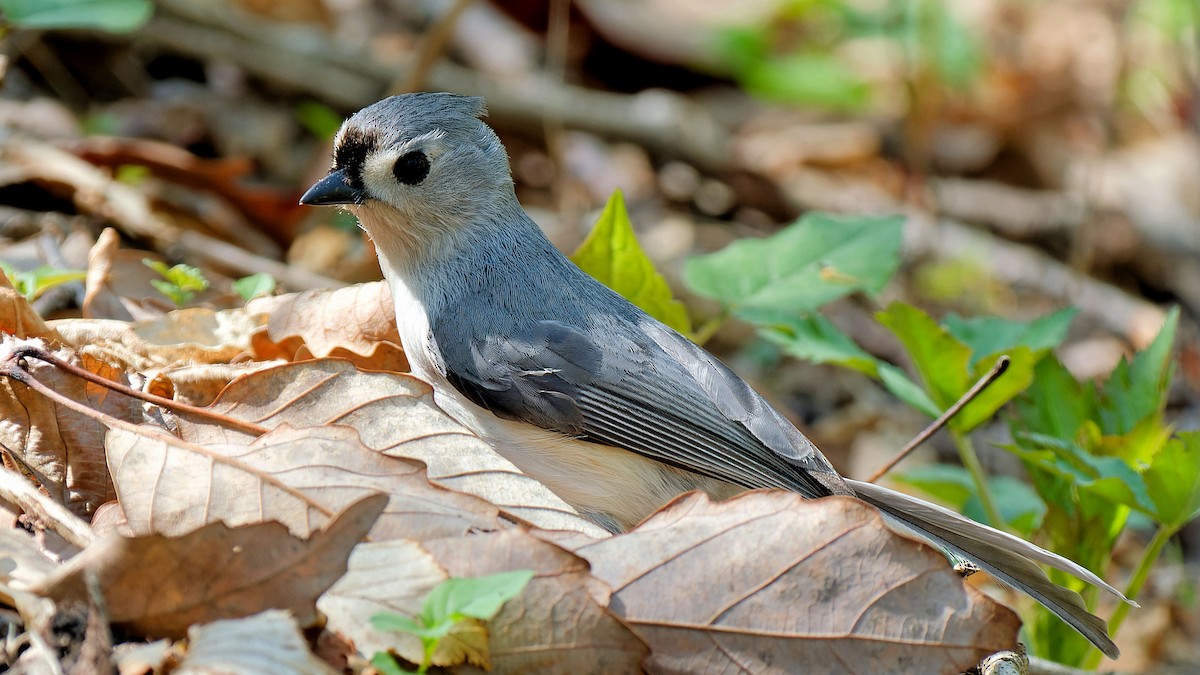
[5,345,268,437]
[866,355,1010,483]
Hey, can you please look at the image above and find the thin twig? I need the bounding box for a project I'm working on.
[866,355,1010,483]
[4,345,267,436]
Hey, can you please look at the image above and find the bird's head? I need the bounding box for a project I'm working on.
[301,93,515,263]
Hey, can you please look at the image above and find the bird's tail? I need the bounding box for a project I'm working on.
[846,478,1134,659]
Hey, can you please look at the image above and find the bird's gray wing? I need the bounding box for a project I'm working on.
[433,317,850,499]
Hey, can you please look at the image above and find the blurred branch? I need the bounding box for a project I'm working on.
[144,0,732,170]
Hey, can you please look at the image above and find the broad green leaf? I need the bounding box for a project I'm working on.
[371,613,424,635]
[1142,431,1200,529]
[686,213,903,323]
[878,303,1036,432]
[420,570,534,627]
[876,302,970,410]
[1010,432,1155,514]
[943,308,1077,369]
[1013,356,1092,441]
[879,362,941,418]
[1096,307,1178,435]
[572,190,692,335]
[742,52,871,110]
[0,0,152,32]
[759,314,879,376]
[369,652,412,675]
[233,272,277,301]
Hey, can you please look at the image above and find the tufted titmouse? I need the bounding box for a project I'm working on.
[301,93,1127,658]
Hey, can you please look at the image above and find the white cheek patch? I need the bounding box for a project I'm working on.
[360,132,450,205]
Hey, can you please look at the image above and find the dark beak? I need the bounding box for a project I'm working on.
[300,169,364,206]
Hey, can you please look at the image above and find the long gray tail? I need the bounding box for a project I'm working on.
[847,478,1133,659]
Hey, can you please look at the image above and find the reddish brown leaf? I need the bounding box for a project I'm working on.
[37,494,385,638]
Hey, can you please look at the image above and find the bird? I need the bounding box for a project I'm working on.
[300,92,1129,658]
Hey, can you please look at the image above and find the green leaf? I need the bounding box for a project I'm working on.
[878,362,941,418]
[233,272,276,301]
[943,308,1077,369]
[1010,432,1156,514]
[1096,307,1178,435]
[0,0,152,32]
[144,258,209,306]
[759,314,879,376]
[685,213,903,323]
[419,570,534,627]
[876,302,970,409]
[1142,431,1200,529]
[741,52,871,110]
[369,652,414,675]
[296,101,345,140]
[877,303,1036,431]
[572,190,692,336]
[1013,356,1092,441]
[371,613,424,636]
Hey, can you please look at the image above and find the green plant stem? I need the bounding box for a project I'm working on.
[691,310,729,346]
[950,430,1006,530]
[1082,524,1173,669]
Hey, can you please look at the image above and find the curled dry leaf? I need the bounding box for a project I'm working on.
[320,529,647,674]
[51,315,276,405]
[179,610,335,675]
[180,359,606,536]
[246,281,407,372]
[107,423,500,540]
[552,491,1021,675]
[0,336,141,515]
[36,493,386,639]
[83,227,162,322]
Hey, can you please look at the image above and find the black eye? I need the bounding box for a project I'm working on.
[392,151,430,185]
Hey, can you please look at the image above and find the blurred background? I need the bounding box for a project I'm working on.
[0,0,1198,670]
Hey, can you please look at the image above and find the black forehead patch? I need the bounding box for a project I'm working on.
[334,127,378,189]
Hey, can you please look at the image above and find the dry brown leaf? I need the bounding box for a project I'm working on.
[178,610,335,675]
[422,529,649,674]
[181,359,606,536]
[0,336,141,515]
[0,271,62,341]
[82,227,162,322]
[131,307,263,364]
[146,362,279,407]
[37,493,385,638]
[246,281,407,372]
[107,423,499,541]
[554,491,1020,675]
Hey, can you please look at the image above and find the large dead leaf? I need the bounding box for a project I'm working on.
[320,529,647,673]
[82,226,163,322]
[0,336,141,515]
[37,493,385,638]
[246,282,406,372]
[106,423,500,540]
[178,610,335,674]
[552,491,1020,675]
[179,359,606,536]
